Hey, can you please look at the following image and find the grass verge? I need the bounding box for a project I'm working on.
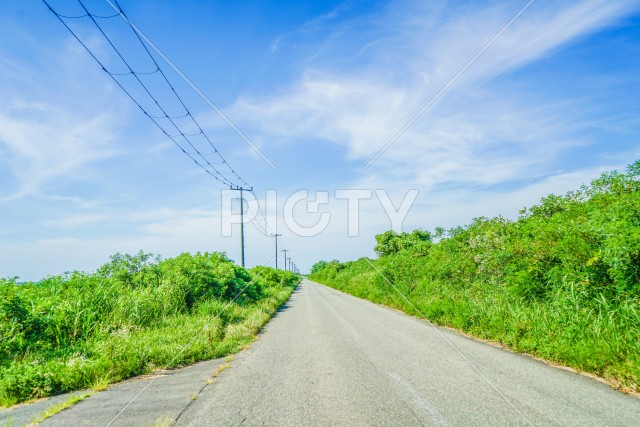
[1,253,300,407]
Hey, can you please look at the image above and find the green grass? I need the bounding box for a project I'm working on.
[0,252,300,407]
[28,391,93,425]
[148,417,172,427]
[310,160,640,392]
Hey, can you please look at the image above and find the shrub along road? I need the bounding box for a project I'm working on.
[177,279,640,426]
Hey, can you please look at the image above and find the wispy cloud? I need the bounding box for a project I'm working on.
[0,204,247,281]
[270,2,353,52]
[222,0,640,188]
[0,111,119,201]
[0,39,125,201]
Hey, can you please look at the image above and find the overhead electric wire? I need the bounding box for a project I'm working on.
[277,233,288,255]
[110,0,251,189]
[168,130,206,138]
[44,0,277,255]
[110,66,160,76]
[249,220,270,237]
[148,112,189,119]
[54,11,120,19]
[42,0,254,188]
[75,0,236,187]
[41,0,238,187]
[246,189,275,237]
[243,198,271,237]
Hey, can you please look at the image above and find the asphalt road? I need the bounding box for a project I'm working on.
[177,279,640,426]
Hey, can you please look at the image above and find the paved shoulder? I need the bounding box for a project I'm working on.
[6,358,226,427]
[177,279,640,426]
[44,359,227,427]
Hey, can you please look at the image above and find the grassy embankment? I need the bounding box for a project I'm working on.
[0,252,299,407]
[310,161,640,392]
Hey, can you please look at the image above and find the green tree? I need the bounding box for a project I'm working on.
[374,229,432,256]
[311,260,328,274]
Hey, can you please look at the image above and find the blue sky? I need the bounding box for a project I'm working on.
[1,0,639,280]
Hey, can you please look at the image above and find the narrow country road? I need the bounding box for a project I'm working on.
[176,279,640,426]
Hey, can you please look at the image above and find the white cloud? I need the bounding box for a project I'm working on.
[220,0,639,189]
[270,3,351,52]
[0,39,127,201]
[0,111,119,201]
[0,204,248,281]
[205,0,640,272]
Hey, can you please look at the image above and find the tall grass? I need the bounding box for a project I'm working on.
[0,252,299,407]
[311,160,640,392]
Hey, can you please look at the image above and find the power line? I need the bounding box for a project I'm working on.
[44,0,281,267]
[55,11,120,19]
[239,195,271,238]
[76,0,237,187]
[105,0,276,171]
[110,0,252,189]
[42,0,249,188]
[110,66,160,76]
[247,190,274,236]
[42,0,236,187]
[248,218,270,237]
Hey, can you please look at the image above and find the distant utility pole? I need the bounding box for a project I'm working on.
[231,186,252,268]
[281,249,289,271]
[273,234,282,269]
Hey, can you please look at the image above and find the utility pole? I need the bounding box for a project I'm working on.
[231,186,252,268]
[281,249,288,271]
[273,234,282,269]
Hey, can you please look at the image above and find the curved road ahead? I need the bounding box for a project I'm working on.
[177,279,640,426]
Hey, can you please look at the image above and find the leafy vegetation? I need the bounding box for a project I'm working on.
[311,160,640,392]
[0,252,299,407]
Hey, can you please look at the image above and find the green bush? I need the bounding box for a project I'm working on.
[374,229,432,256]
[310,260,328,274]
